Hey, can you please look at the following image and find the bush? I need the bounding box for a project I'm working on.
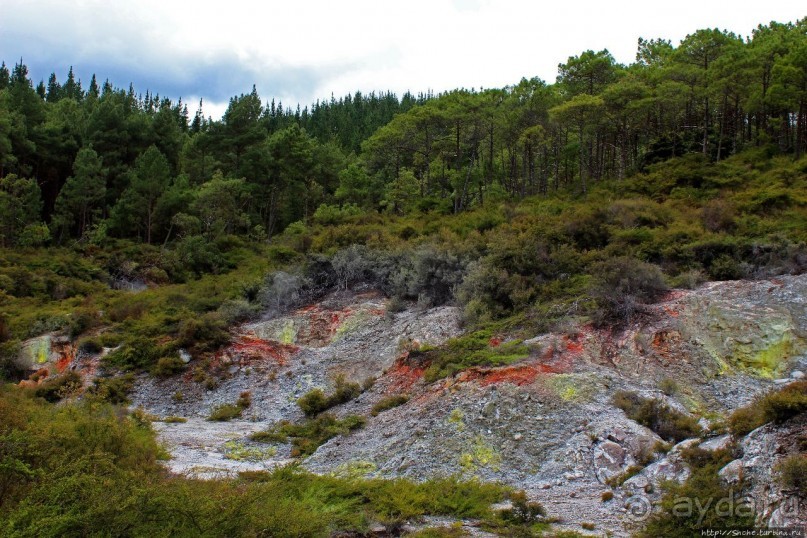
[371,395,410,416]
[33,372,83,402]
[297,389,329,417]
[86,374,134,404]
[297,376,361,417]
[208,403,244,422]
[727,405,766,436]
[77,337,103,355]
[208,391,252,421]
[500,491,546,524]
[251,413,366,457]
[613,391,701,443]
[775,455,807,492]
[151,356,185,377]
[591,257,668,326]
[729,382,807,436]
[761,380,807,424]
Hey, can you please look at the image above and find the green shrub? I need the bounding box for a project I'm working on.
[418,330,530,382]
[151,356,185,377]
[251,413,366,457]
[637,444,754,537]
[591,257,668,326]
[761,380,807,424]
[86,374,135,404]
[33,372,83,402]
[775,454,807,492]
[208,392,252,421]
[297,389,329,417]
[77,337,103,354]
[208,403,243,422]
[613,391,702,443]
[729,382,807,436]
[297,376,361,417]
[500,490,546,524]
[727,405,766,436]
[371,395,410,416]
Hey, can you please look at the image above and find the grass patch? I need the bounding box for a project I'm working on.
[613,390,702,443]
[297,374,361,417]
[0,384,507,536]
[415,330,530,382]
[728,381,807,436]
[251,413,366,457]
[371,395,409,416]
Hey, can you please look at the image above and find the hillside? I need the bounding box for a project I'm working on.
[2,17,807,538]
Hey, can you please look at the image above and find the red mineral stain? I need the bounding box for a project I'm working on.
[226,336,298,366]
[662,305,680,318]
[385,356,426,393]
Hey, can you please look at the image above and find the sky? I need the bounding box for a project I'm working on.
[1,0,804,120]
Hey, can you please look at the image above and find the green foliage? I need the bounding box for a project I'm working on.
[297,375,362,417]
[612,391,702,443]
[86,374,134,404]
[151,355,185,377]
[371,395,410,416]
[728,381,807,436]
[591,257,669,326]
[208,403,244,422]
[0,174,43,247]
[637,445,755,537]
[32,371,82,402]
[208,391,252,421]
[775,454,807,492]
[251,413,366,457]
[418,330,530,382]
[760,380,807,424]
[0,385,506,536]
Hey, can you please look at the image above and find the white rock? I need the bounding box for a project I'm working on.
[790,370,804,379]
[718,459,743,484]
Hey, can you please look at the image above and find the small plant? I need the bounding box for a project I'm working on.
[775,454,807,492]
[582,522,596,530]
[151,355,185,377]
[33,371,83,402]
[208,403,243,421]
[251,413,366,457]
[371,395,409,416]
[160,416,188,423]
[171,390,184,402]
[612,390,701,443]
[208,391,252,421]
[86,374,134,404]
[659,378,678,396]
[729,381,807,436]
[606,464,644,487]
[500,490,546,524]
[298,389,329,417]
[601,491,614,502]
[297,375,362,417]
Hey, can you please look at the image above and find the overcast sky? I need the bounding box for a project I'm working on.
[1,0,803,119]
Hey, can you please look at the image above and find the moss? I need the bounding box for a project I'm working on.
[222,441,277,462]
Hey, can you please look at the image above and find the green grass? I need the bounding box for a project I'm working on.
[414,330,531,382]
[0,384,508,536]
[251,413,366,457]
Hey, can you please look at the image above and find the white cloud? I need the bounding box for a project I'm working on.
[1,0,803,118]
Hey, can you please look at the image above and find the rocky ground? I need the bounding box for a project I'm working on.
[33,276,807,536]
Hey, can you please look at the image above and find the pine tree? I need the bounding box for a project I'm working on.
[52,147,106,239]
